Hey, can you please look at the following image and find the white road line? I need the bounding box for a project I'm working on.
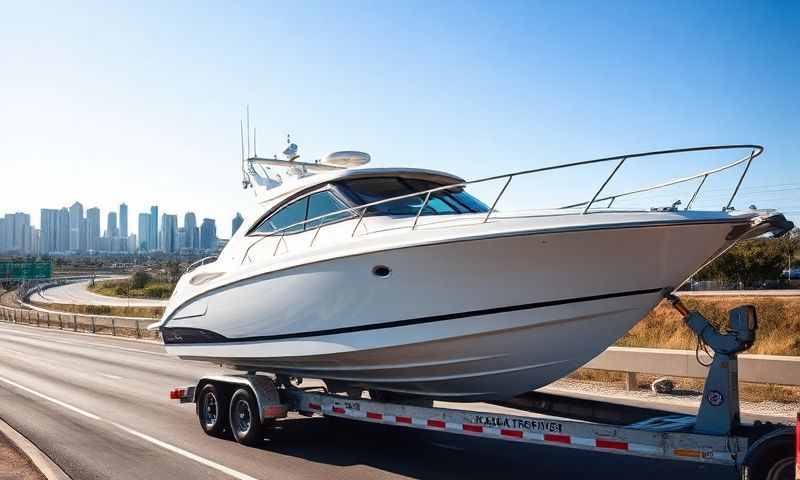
[0,325,166,356]
[0,374,260,480]
[99,373,124,380]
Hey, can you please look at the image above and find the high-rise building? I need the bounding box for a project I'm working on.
[183,212,197,251]
[106,212,118,239]
[160,214,178,253]
[68,201,84,252]
[57,208,70,252]
[29,227,40,256]
[0,217,6,252]
[119,203,128,239]
[200,218,217,251]
[2,213,31,253]
[86,207,101,252]
[149,206,158,252]
[138,213,150,251]
[40,209,60,254]
[232,212,244,237]
[127,234,138,253]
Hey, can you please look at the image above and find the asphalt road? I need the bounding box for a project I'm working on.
[0,322,738,480]
[30,279,168,308]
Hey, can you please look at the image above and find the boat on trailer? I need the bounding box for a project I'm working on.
[151,141,793,401]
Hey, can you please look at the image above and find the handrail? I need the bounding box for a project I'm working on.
[240,144,764,264]
[186,256,218,273]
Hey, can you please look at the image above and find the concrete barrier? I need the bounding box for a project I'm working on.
[586,346,800,387]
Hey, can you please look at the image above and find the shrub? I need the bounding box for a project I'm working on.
[86,305,112,315]
[130,271,152,290]
[144,285,173,299]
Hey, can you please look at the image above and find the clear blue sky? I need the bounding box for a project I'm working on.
[1,1,798,237]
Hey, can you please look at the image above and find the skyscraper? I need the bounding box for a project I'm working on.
[107,212,118,239]
[0,217,6,252]
[138,213,150,251]
[68,201,83,252]
[149,206,158,252]
[57,208,70,252]
[40,209,59,254]
[2,213,31,253]
[184,212,197,251]
[86,207,101,252]
[160,214,178,253]
[200,218,217,251]
[119,203,128,239]
[232,212,244,236]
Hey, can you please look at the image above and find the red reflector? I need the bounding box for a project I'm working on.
[396,416,412,424]
[463,424,483,433]
[332,406,345,414]
[596,439,628,450]
[308,402,321,411]
[366,412,383,420]
[427,419,445,429]
[544,434,571,444]
[501,429,523,438]
[169,388,184,400]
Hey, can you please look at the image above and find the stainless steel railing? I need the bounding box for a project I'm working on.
[240,144,763,264]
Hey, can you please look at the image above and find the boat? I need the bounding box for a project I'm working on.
[150,141,793,401]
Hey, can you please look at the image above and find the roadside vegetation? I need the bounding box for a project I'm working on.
[89,271,176,300]
[618,295,800,356]
[27,301,164,318]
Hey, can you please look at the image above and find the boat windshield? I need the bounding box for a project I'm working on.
[337,177,489,216]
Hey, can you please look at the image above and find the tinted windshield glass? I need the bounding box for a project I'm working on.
[306,191,353,229]
[338,177,489,216]
[255,197,308,233]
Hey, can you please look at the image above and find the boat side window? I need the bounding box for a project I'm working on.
[306,191,354,229]
[255,197,309,234]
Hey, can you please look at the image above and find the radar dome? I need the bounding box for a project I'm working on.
[322,151,371,168]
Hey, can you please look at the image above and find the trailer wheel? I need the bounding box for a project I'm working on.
[230,388,264,446]
[742,434,795,480]
[197,383,228,437]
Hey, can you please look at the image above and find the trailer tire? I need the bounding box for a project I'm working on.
[230,388,264,446]
[742,434,795,480]
[197,383,228,438]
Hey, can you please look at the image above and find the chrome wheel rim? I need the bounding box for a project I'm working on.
[234,399,252,435]
[202,392,218,428]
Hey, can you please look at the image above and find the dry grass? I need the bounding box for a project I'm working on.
[29,301,163,319]
[617,295,800,356]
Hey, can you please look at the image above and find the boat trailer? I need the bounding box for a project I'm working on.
[170,297,798,480]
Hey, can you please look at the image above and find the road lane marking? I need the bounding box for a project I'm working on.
[0,324,167,356]
[99,373,124,380]
[0,374,260,480]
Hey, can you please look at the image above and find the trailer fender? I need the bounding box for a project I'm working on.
[741,426,795,480]
[198,375,287,422]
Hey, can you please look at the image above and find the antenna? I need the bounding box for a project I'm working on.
[246,105,251,158]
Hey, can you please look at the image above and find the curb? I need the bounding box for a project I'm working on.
[0,417,71,480]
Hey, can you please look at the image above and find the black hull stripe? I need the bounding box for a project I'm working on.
[162,287,666,345]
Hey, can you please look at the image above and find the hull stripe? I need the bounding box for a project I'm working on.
[163,286,665,345]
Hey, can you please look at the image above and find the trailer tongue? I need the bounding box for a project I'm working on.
[170,298,798,480]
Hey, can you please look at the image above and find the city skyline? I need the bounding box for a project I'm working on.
[0,202,239,256]
[1,3,797,234]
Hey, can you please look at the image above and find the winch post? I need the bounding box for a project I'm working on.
[666,294,757,435]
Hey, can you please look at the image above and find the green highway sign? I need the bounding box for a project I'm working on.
[0,261,53,280]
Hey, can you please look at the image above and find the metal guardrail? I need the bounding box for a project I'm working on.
[241,145,763,263]
[0,303,158,339]
[585,346,800,388]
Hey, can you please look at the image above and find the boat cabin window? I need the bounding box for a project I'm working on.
[337,177,489,216]
[254,190,353,234]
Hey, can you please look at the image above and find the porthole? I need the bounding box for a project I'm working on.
[372,265,391,278]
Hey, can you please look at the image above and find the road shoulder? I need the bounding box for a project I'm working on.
[0,417,70,480]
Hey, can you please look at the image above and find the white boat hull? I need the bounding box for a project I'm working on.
[163,218,745,400]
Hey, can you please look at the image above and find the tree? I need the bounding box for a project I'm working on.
[130,271,152,289]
